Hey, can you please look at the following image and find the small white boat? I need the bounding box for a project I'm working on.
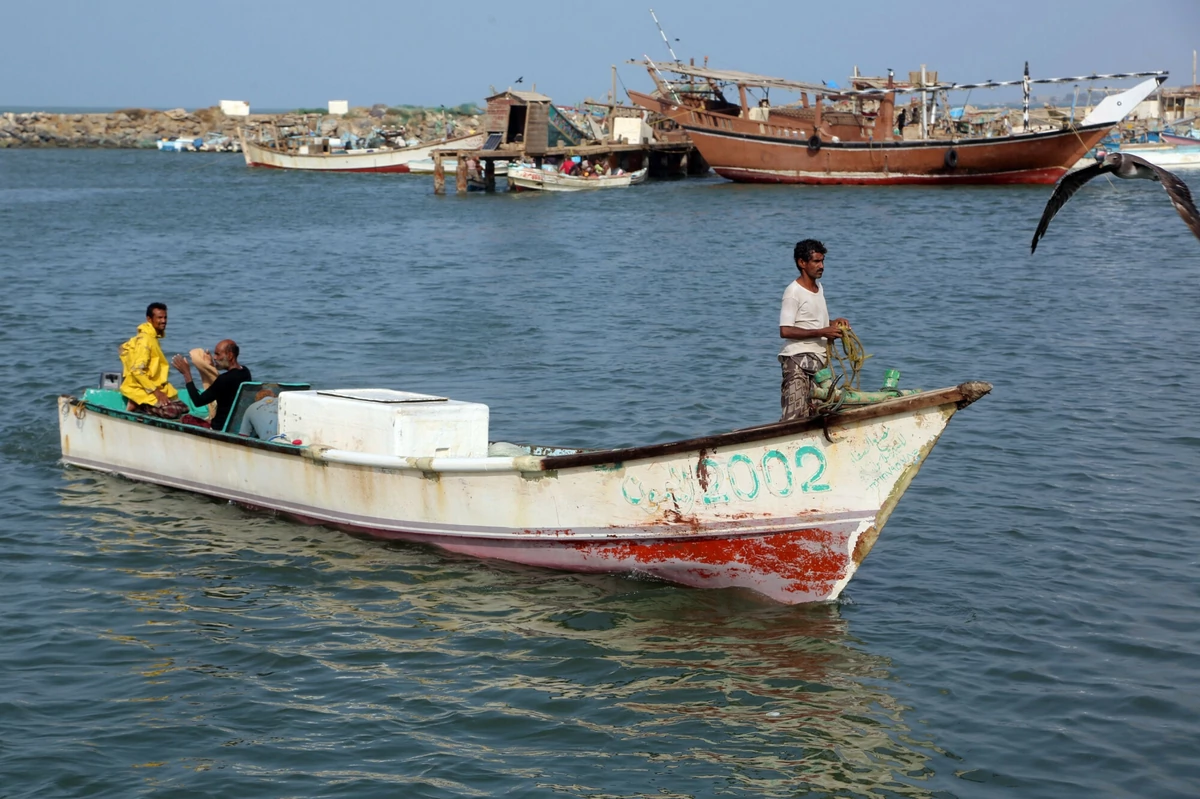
[57,377,990,604]
[1070,141,1200,171]
[239,132,486,173]
[507,165,649,192]
[1116,142,1200,168]
[407,158,509,176]
[156,137,201,152]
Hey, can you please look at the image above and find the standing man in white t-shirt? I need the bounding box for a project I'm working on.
[778,239,851,421]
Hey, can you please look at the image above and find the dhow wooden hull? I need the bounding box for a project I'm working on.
[682,122,1111,185]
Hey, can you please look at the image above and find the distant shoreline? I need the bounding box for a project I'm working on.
[0,106,307,115]
[1,106,484,150]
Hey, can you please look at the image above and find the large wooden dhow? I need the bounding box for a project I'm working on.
[58,378,990,604]
[630,59,1166,185]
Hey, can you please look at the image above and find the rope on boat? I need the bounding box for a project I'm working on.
[815,323,872,415]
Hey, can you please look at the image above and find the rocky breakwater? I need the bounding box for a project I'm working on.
[0,107,225,148]
[0,105,484,149]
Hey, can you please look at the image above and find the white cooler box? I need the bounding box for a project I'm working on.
[278,389,489,458]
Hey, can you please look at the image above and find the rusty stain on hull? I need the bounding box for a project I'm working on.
[571,527,853,601]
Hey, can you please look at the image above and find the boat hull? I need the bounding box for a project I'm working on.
[681,123,1111,185]
[507,166,647,191]
[407,158,510,176]
[1115,142,1200,168]
[58,383,988,603]
[240,133,485,173]
[1160,132,1200,147]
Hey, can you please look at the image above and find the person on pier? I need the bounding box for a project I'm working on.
[778,239,851,421]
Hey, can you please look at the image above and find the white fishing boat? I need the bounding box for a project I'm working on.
[156,136,202,152]
[1116,142,1200,168]
[407,158,510,176]
[239,132,486,173]
[1072,141,1200,171]
[58,378,990,604]
[507,165,649,192]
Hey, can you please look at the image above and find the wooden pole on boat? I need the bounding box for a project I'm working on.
[920,64,928,139]
[878,68,896,142]
[485,158,496,192]
[433,152,445,194]
[455,156,468,193]
[609,64,618,137]
[1022,61,1030,132]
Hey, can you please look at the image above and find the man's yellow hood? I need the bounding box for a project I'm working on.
[136,321,162,339]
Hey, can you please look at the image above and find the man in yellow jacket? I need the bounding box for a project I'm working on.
[119,302,189,418]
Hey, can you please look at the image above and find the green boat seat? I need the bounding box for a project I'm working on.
[81,387,208,415]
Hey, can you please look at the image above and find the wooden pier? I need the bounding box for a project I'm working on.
[431,141,696,193]
[430,88,704,193]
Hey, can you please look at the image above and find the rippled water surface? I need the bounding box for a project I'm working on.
[2,149,1199,797]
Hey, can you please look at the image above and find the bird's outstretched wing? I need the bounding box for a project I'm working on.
[1131,156,1200,245]
[1030,161,1112,253]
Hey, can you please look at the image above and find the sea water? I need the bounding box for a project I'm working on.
[2,149,1199,797]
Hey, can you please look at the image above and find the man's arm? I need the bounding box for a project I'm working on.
[184,371,235,408]
[780,324,844,340]
[171,354,206,406]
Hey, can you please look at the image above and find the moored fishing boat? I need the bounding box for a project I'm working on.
[507,165,648,191]
[239,131,486,173]
[407,158,510,176]
[58,378,990,604]
[630,59,1166,185]
[1161,130,1200,147]
[1110,141,1200,168]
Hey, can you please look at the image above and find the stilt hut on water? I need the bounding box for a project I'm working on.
[484,90,587,154]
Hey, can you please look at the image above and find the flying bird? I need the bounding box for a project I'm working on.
[1031,152,1200,253]
[515,76,524,84]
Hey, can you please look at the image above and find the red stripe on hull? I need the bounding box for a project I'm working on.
[713,166,1067,185]
[247,162,412,173]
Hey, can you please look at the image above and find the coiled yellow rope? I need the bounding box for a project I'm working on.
[828,323,871,390]
[816,324,872,415]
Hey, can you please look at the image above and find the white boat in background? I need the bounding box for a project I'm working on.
[239,131,485,173]
[407,158,509,176]
[57,378,990,605]
[507,165,649,192]
[1072,141,1200,171]
[157,136,202,152]
[1117,142,1200,168]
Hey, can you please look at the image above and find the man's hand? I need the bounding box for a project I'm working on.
[153,389,169,405]
[832,317,851,329]
[821,325,845,339]
[170,353,192,382]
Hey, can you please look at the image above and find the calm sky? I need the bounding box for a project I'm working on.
[4,0,1198,110]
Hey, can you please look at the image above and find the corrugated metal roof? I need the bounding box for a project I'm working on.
[487,89,553,103]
